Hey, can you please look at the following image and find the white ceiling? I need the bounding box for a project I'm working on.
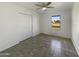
[14,2,73,13]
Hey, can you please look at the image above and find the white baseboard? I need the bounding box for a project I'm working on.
[71,38,79,56]
[0,33,39,52]
[0,41,19,52]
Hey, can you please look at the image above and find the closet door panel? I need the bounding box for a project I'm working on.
[16,13,32,41]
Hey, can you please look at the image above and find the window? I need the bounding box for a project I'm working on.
[51,15,61,29]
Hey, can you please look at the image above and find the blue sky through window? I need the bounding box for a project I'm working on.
[52,15,60,22]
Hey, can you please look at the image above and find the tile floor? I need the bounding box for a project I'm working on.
[0,34,78,57]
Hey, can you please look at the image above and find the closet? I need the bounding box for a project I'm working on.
[17,13,33,41]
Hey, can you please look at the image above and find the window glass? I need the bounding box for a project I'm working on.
[51,15,61,29]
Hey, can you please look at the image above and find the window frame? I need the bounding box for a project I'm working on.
[51,15,61,29]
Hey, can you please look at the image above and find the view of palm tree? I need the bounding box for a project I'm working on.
[51,15,61,28]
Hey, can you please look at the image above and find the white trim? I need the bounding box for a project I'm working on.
[71,38,79,56]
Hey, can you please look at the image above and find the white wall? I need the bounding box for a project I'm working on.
[39,9,72,38]
[0,3,39,52]
[72,2,79,55]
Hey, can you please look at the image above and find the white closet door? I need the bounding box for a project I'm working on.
[17,13,32,41]
[26,15,32,38]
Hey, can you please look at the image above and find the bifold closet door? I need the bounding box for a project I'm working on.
[17,13,32,41]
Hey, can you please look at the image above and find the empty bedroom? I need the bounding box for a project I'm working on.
[0,2,79,57]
